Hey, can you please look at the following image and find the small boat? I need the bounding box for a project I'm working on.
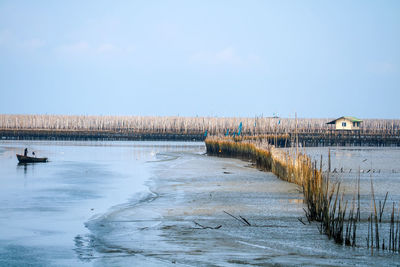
[16,154,48,163]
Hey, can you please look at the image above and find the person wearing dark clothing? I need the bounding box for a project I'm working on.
[24,148,28,156]
[32,152,36,157]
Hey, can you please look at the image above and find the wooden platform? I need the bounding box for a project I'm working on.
[292,131,400,147]
[0,129,205,142]
[1,129,399,146]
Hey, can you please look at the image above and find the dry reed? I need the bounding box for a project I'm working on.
[206,136,356,245]
[206,136,400,252]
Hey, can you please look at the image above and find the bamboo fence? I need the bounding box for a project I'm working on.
[1,114,399,135]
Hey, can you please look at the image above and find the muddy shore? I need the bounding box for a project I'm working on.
[85,151,400,266]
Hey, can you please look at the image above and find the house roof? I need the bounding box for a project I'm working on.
[327,116,363,124]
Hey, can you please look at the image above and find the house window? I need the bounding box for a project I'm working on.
[353,122,356,127]
[342,122,346,127]
[357,122,360,127]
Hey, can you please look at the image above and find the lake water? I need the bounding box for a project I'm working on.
[0,141,203,266]
[1,141,400,266]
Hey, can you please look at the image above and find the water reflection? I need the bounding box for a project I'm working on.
[288,198,303,204]
[17,162,32,175]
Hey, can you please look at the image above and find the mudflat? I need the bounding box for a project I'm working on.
[86,151,398,266]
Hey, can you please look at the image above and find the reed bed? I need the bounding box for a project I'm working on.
[367,182,400,252]
[206,136,400,252]
[206,136,305,185]
[1,114,399,135]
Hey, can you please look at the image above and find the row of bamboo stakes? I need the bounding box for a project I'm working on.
[0,114,399,134]
[205,136,400,253]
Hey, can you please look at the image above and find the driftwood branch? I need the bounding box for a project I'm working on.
[223,211,251,226]
[298,217,306,225]
[239,215,251,226]
[193,221,222,229]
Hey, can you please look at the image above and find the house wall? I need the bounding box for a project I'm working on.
[335,118,360,130]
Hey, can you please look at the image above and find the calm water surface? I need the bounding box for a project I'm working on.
[0,141,203,266]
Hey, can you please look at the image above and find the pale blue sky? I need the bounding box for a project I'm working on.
[0,1,399,118]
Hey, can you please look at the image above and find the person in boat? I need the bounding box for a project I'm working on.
[24,148,28,156]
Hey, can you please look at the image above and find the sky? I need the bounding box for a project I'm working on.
[0,1,399,118]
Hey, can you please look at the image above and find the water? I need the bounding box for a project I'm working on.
[1,141,400,266]
[0,141,203,266]
[302,146,400,201]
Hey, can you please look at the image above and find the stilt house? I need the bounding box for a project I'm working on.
[327,116,363,130]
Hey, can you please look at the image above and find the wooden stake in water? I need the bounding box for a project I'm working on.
[295,112,298,156]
